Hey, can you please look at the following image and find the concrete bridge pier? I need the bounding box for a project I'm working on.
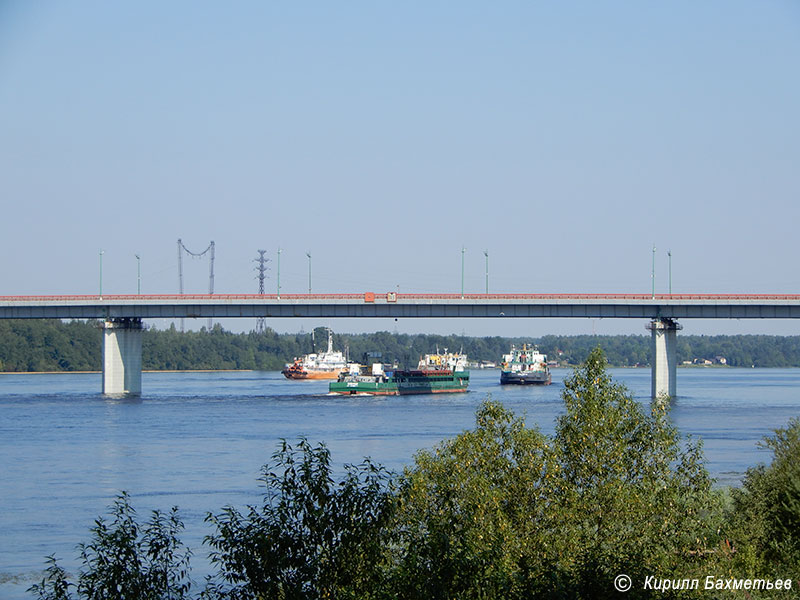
[647,318,682,400]
[102,318,143,395]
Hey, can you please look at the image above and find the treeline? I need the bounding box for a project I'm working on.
[3,319,800,372]
[29,351,800,599]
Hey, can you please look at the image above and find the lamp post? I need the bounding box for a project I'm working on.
[668,250,672,295]
[99,250,104,299]
[277,247,282,299]
[135,254,141,294]
[651,244,656,299]
[306,252,312,294]
[483,249,489,294]
[461,246,466,299]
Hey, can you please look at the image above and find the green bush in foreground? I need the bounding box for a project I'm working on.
[721,417,800,580]
[29,492,192,600]
[392,348,722,599]
[203,439,394,600]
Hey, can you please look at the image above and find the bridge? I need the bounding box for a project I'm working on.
[3,293,800,397]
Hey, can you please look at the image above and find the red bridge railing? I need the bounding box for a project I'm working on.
[2,293,800,302]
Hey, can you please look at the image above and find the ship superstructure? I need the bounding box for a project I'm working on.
[500,343,551,385]
[281,328,349,380]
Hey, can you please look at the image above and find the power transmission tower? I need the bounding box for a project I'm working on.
[254,249,270,333]
[177,239,216,332]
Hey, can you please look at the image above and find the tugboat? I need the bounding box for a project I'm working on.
[500,344,551,385]
[281,328,349,380]
[329,350,469,395]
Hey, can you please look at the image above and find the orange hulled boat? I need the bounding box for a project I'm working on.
[281,328,349,380]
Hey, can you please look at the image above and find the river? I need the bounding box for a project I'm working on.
[1,367,799,598]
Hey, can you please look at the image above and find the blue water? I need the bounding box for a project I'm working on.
[1,368,799,598]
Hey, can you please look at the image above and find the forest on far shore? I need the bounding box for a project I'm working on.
[2,319,800,373]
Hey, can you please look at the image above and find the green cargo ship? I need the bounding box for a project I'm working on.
[329,351,469,395]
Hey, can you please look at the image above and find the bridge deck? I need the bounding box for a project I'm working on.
[2,293,800,320]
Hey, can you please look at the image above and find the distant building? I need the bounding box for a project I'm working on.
[685,357,726,366]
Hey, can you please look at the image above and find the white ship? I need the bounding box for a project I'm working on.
[281,328,349,380]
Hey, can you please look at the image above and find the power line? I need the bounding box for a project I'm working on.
[177,239,215,331]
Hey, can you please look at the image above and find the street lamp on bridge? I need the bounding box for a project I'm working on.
[306,252,312,294]
[668,249,672,295]
[651,244,656,300]
[484,249,489,294]
[99,250,104,300]
[135,254,141,295]
[461,246,466,299]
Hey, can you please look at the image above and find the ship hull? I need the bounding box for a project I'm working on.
[500,371,551,385]
[329,370,469,395]
[282,369,342,380]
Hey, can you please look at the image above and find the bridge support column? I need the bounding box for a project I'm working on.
[647,318,682,400]
[102,318,143,395]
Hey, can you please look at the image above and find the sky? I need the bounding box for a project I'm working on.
[1,1,799,337]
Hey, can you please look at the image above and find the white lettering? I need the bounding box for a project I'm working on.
[644,577,699,591]
[697,576,790,591]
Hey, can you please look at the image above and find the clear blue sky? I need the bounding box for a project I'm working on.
[2,1,799,336]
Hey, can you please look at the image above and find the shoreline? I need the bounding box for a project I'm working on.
[0,369,255,375]
[0,365,787,376]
